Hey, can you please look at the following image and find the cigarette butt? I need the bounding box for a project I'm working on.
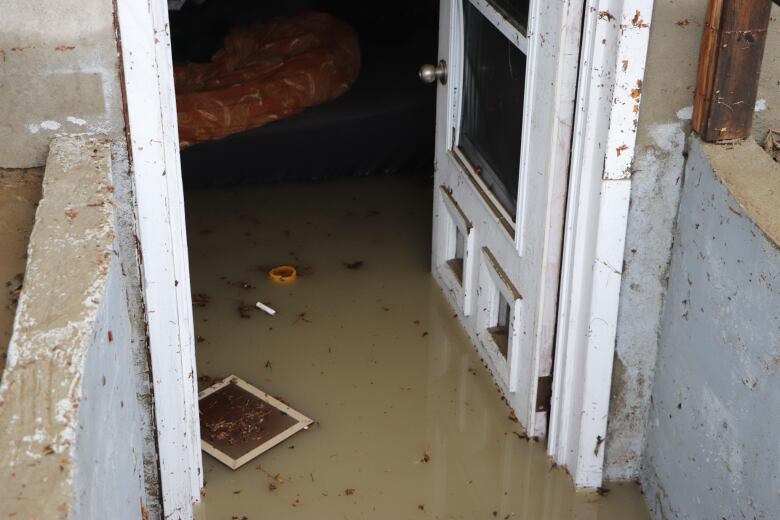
[255,302,276,316]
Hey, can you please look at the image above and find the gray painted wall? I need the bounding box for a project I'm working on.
[641,137,780,519]
[73,236,149,519]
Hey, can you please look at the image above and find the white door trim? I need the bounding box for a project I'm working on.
[547,0,655,488]
[115,0,202,516]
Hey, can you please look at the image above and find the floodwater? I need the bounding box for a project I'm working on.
[186,174,649,520]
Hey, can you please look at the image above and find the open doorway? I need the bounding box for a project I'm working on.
[159,0,650,517]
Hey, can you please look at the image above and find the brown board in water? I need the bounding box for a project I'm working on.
[199,375,313,469]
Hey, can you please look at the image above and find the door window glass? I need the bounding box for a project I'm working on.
[490,0,530,33]
[459,1,526,215]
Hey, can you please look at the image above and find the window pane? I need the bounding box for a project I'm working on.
[459,2,526,215]
[490,0,530,33]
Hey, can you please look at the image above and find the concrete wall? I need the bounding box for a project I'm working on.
[0,0,126,167]
[641,137,780,519]
[604,0,705,479]
[0,1,162,514]
[0,136,150,518]
[605,1,780,479]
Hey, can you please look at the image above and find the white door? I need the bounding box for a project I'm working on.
[428,0,583,438]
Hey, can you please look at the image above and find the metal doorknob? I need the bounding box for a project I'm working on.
[419,60,447,85]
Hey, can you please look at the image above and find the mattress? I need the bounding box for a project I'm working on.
[180,43,436,188]
[175,13,361,148]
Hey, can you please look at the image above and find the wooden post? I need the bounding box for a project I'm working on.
[692,0,772,142]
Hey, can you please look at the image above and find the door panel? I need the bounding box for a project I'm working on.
[431,0,583,437]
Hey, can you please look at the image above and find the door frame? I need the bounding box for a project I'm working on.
[121,0,656,506]
[115,0,202,517]
[547,0,655,488]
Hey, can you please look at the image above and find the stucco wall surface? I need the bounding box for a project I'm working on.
[641,137,780,520]
[0,136,149,519]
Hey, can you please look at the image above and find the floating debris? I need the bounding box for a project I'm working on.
[198,374,218,386]
[292,311,311,325]
[192,293,211,307]
[269,265,297,284]
[199,375,313,470]
[255,301,276,316]
[229,280,256,290]
[237,302,254,319]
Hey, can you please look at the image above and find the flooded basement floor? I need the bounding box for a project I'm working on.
[0,168,42,371]
[186,174,650,520]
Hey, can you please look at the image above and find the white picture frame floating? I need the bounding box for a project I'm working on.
[198,375,314,470]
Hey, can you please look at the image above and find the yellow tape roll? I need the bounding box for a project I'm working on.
[269,265,297,284]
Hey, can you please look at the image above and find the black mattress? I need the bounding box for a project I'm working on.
[180,44,437,189]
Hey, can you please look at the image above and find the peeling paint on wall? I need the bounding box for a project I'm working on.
[641,137,780,520]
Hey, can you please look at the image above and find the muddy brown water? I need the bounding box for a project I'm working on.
[186,174,650,520]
